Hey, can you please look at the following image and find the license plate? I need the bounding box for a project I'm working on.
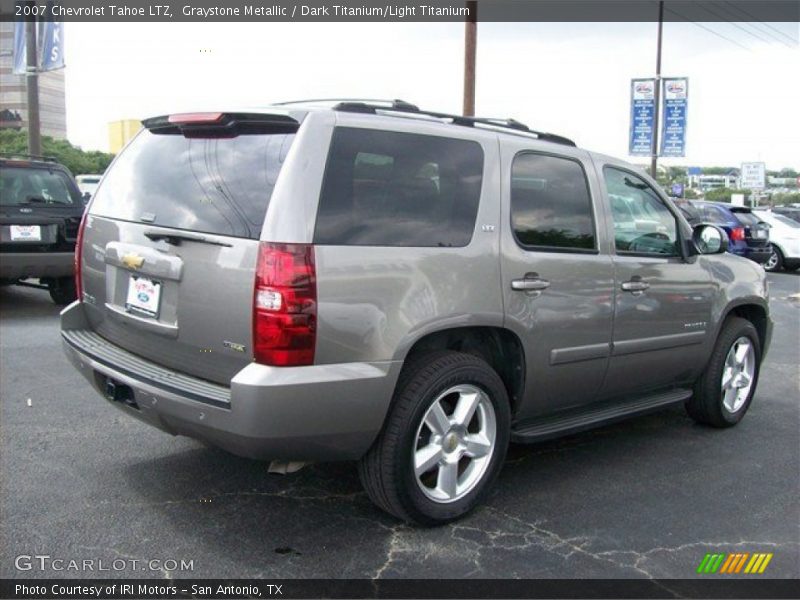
[125,275,162,318]
[754,229,767,239]
[10,225,42,241]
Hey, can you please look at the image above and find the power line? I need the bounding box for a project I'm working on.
[665,7,754,52]
[695,3,775,45]
[720,0,798,47]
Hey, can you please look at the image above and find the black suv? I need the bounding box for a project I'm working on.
[0,154,85,304]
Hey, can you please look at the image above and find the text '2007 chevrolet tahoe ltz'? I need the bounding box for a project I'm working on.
[61,101,772,524]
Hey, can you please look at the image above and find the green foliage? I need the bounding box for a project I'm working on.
[772,192,800,206]
[683,188,701,199]
[0,130,114,176]
[701,166,738,175]
[703,187,752,203]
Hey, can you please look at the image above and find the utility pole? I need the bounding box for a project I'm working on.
[463,1,477,117]
[25,19,41,156]
[650,0,664,179]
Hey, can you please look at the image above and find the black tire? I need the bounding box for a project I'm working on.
[685,317,761,428]
[358,351,510,525]
[48,276,77,305]
[764,244,784,272]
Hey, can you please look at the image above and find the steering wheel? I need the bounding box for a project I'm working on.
[628,232,671,253]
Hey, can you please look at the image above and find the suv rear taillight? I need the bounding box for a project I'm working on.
[731,227,745,242]
[253,242,317,366]
[74,211,88,301]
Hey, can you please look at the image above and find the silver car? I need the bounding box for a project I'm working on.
[61,100,772,524]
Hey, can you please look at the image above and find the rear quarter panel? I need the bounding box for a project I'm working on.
[302,116,505,365]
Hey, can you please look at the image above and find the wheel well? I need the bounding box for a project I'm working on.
[404,327,525,414]
[727,304,768,350]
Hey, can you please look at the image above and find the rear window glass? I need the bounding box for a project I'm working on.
[90,129,295,239]
[0,166,79,206]
[314,127,484,247]
[693,203,732,224]
[731,211,760,226]
[510,153,596,251]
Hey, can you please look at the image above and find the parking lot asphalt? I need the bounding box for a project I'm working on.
[1,273,798,581]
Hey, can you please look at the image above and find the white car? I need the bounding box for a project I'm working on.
[753,209,800,272]
[75,174,102,198]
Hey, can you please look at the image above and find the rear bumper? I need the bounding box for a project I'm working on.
[60,301,400,461]
[743,246,771,264]
[0,251,74,280]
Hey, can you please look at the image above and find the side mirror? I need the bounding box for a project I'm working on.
[692,224,728,255]
[82,191,91,204]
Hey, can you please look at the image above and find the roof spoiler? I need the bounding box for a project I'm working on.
[142,112,300,136]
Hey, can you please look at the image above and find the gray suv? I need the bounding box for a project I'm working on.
[61,101,772,524]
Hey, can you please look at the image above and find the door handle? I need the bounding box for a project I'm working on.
[621,280,650,293]
[511,277,551,291]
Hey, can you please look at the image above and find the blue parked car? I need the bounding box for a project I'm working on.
[676,200,771,265]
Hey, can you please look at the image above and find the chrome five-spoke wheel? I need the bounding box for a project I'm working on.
[721,336,755,413]
[413,384,496,503]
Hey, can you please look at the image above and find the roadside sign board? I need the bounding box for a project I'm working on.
[741,162,766,190]
[660,78,689,157]
[671,183,684,197]
[629,79,656,156]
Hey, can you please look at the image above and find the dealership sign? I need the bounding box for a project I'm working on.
[660,77,688,157]
[741,162,766,190]
[629,79,656,156]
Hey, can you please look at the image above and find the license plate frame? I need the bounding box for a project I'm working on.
[125,275,162,319]
[9,225,42,241]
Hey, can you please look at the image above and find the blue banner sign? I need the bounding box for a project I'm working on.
[12,21,26,75]
[38,20,65,71]
[660,77,689,157]
[671,182,684,197]
[629,79,656,156]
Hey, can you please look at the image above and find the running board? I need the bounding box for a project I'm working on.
[511,388,692,443]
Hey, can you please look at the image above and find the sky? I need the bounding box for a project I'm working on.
[64,20,799,169]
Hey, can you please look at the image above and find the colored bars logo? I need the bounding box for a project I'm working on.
[697,552,773,574]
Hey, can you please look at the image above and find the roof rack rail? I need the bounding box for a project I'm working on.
[273,98,419,111]
[0,152,59,163]
[331,101,576,147]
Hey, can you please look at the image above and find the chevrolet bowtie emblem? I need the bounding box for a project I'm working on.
[121,253,145,270]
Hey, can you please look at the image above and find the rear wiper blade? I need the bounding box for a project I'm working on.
[144,230,233,247]
[22,196,48,204]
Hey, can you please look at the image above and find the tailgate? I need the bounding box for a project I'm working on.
[80,113,299,385]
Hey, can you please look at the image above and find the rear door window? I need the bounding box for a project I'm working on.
[90,129,295,239]
[510,153,596,251]
[314,127,484,247]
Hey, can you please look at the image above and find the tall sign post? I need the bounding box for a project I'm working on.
[13,12,65,156]
[650,0,664,179]
[463,1,477,117]
[25,19,41,156]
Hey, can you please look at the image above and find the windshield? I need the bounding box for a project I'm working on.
[772,214,800,228]
[0,166,80,206]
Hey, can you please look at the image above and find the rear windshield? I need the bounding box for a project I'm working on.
[690,203,732,224]
[731,211,760,226]
[0,166,80,206]
[314,127,484,247]
[90,129,295,239]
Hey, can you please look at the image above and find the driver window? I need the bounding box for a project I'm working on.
[603,167,679,256]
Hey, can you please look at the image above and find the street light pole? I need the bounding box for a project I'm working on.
[650,0,664,180]
[25,19,41,156]
[463,1,477,117]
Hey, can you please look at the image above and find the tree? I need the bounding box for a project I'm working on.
[703,187,751,203]
[0,130,114,176]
